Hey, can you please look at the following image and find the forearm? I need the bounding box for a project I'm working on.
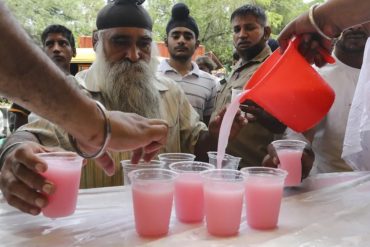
[0,131,40,169]
[0,2,104,149]
[316,0,370,37]
[194,130,218,162]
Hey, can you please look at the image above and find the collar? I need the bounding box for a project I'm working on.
[158,59,200,77]
[234,46,272,70]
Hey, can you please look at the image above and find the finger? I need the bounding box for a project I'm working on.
[277,22,297,52]
[131,148,143,164]
[12,147,48,173]
[267,144,279,165]
[6,178,48,209]
[11,161,54,194]
[94,152,115,176]
[141,150,159,163]
[6,194,41,216]
[143,141,163,154]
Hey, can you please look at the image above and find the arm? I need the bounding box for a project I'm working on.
[278,0,370,66]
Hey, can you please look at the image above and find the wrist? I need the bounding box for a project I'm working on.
[313,4,341,40]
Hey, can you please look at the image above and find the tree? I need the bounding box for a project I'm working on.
[4,0,105,46]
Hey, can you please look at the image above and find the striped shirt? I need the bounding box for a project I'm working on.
[158,59,217,122]
[19,75,207,188]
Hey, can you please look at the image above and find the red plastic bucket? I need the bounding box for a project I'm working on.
[239,38,335,132]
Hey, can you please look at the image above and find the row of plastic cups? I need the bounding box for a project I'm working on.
[129,162,287,238]
[122,152,242,185]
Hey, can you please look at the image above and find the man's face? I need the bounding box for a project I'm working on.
[43,33,74,72]
[102,27,152,64]
[95,27,161,119]
[166,27,199,62]
[232,14,267,58]
[337,25,369,53]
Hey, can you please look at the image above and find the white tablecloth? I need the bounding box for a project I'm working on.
[1,172,370,246]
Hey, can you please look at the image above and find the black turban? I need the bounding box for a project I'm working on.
[96,0,152,31]
[166,3,199,38]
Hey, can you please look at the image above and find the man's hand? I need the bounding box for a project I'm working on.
[77,111,168,167]
[208,107,247,140]
[0,142,64,215]
[240,101,286,134]
[262,143,314,180]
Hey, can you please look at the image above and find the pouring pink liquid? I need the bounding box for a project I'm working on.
[216,92,245,169]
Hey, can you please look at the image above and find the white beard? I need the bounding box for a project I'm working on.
[94,42,162,119]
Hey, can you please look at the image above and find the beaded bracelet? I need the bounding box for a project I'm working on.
[308,4,335,41]
[68,100,111,159]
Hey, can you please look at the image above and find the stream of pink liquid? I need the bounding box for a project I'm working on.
[216,93,245,169]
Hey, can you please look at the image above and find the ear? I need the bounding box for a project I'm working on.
[73,48,77,57]
[195,39,200,49]
[164,37,169,47]
[263,26,272,41]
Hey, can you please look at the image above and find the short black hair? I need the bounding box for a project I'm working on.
[230,5,267,27]
[41,25,76,53]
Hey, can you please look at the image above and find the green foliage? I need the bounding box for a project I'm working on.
[4,0,105,46]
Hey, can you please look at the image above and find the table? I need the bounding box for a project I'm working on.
[1,172,370,246]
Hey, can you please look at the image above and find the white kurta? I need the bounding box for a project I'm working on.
[342,38,370,170]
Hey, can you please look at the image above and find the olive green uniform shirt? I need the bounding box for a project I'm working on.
[212,46,275,168]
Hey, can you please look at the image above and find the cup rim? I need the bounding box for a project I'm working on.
[157,153,196,160]
[36,151,82,160]
[129,168,178,182]
[169,161,215,173]
[271,139,307,149]
[207,151,241,161]
[241,166,288,178]
[200,169,245,182]
[120,159,165,168]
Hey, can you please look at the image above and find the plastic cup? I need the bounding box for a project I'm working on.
[169,161,215,223]
[271,140,307,187]
[241,167,287,230]
[130,168,178,237]
[201,169,245,236]
[207,151,241,170]
[121,160,165,185]
[36,152,83,218]
[158,153,196,168]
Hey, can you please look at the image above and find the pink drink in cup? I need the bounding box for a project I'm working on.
[271,140,307,186]
[169,161,214,223]
[36,152,83,218]
[130,168,178,237]
[242,167,287,229]
[201,169,245,236]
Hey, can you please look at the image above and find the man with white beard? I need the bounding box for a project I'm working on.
[0,0,246,215]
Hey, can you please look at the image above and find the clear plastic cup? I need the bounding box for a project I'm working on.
[158,153,196,168]
[271,140,307,186]
[241,167,287,229]
[36,152,83,218]
[207,151,241,170]
[130,168,178,237]
[201,169,245,236]
[169,161,215,223]
[120,160,166,185]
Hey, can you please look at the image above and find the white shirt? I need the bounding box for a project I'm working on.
[343,38,370,170]
[158,59,217,121]
[286,54,360,173]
